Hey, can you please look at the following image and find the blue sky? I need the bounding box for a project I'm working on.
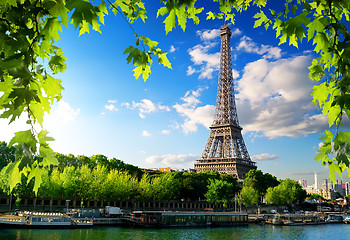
[1,1,346,185]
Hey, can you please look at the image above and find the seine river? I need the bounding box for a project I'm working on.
[1,224,350,240]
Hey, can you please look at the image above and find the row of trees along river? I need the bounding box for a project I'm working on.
[0,141,307,208]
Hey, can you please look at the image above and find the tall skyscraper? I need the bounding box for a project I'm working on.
[314,172,318,189]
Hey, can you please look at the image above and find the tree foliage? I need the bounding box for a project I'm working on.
[306,193,325,201]
[243,169,279,201]
[237,185,259,207]
[265,178,307,205]
[205,179,234,206]
[0,141,15,169]
[1,0,350,192]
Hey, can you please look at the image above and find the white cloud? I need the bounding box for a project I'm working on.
[121,102,130,108]
[174,88,215,134]
[145,153,198,168]
[0,115,28,143]
[142,130,151,137]
[197,29,220,41]
[232,28,242,36]
[188,43,220,67]
[161,129,171,135]
[45,100,80,126]
[104,104,118,112]
[188,43,220,79]
[197,27,241,41]
[122,99,170,118]
[169,45,176,53]
[187,27,241,80]
[0,100,80,143]
[236,55,328,138]
[251,153,279,162]
[169,121,180,130]
[232,69,240,79]
[236,36,282,59]
[186,66,197,76]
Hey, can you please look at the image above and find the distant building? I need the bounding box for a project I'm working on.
[304,186,336,200]
[143,167,191,174]
[322,179,333,191]
[299,179,307,188]
[345,182,350,196]
[303,178,338,200]
[334,180,345,196]
[314,172,318,189]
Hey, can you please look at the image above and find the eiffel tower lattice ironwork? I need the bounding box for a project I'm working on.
[194,23,256,180]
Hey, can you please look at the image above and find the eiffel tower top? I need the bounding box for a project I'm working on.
[211,23,240,129]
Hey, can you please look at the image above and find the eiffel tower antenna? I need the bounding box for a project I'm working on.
[194,24,256,180]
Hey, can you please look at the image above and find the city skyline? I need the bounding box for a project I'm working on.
[0,2,347,184]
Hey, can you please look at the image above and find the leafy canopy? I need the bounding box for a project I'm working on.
[1,0,350,193]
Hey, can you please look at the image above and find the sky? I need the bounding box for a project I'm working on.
[1,1,349,185]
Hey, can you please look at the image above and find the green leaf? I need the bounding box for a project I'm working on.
[7,161,22,193]
[27,166,45,195]
[313,32,330,54]
[79,20,90,36]
[157,6,168,18]
[42,17,62,42]
[307,18,324,41]
[328,163,342,183]
[327,106,341,127]
[139,36,158,49]
[3,0,18,7]
[42,75,64,103]
[163,9,176,34]
[30,102,45,126]
[38,130,55,145]
[334,131,350,153]
[124,46,141,65]
[49,0,69,28]
[206,11,224,20]
[9,130,37,153]
[158,52,172,69]
[176,6,187,31]
[206,11,216,20]
[311,82,329,107]
[133,64,151,81]
[253,10,268,29]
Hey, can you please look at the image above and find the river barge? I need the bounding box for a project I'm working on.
[123,211,248,228]
[0,211,93,228]
[271,214,328,226]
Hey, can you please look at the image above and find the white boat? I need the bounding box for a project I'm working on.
[0,211,93,228]
[71,217,94,227]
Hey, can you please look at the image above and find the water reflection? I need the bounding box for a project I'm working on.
[1,224,350,240]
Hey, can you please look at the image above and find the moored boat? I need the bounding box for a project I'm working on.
[272,215,284,225]
[123,211,248,228]
[0,211,93,228]
[271,214,325,226]
[326,215,344,223]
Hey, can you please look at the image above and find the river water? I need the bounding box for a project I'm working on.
[1,224,350,240]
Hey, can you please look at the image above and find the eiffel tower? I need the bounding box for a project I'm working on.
[194,23,256,180]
